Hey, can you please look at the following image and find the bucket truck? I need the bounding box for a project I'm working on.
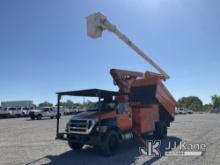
[55,12,175,156]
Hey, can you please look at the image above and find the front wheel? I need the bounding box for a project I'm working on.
[101,130,119,156]
[31,116,35,120]
[36,114,42,120]
[56,113,61,119]
[68,141,83,150]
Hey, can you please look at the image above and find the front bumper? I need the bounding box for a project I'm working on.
[0,113,10,117]
[67,133,101,145]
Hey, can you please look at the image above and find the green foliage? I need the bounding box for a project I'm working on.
[60,100,74,109]
[203,103,213,112]
[59,100,95,109]
[177,96,203,111]
[81,100,95,109]
[38,101,53,107]
[211,95,220,109]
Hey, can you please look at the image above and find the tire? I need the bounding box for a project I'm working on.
[31,116,35,120]
[15,114,20,118]
[50,116,54,119]
[56,113,61,119]
[101,130,119,156]
[37,114,42,120]
[68,141,83,150]
[154,122,167,139]
[22,112,26,117]
[6,114,11,118]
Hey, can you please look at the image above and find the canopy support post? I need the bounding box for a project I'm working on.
[56,94,61,139]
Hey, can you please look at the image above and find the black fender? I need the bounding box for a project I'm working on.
[99,118,122,141]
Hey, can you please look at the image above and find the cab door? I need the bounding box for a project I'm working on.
[42,108,50,117]
[116,102,132,131]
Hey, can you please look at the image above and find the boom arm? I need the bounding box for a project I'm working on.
[86,12,170,80]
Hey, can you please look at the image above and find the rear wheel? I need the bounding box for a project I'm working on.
[68,141,83,150]
[15,114,20,118]
[31,116,35,120]
[50,116,54,119]
[154,122,167,139]
[22,112,26,117]
[56,113,61,119]
[37,114,42,120]
[101,130,119,156]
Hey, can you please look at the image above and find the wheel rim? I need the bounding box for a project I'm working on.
[109,135,117,151]
[164,126,167,135]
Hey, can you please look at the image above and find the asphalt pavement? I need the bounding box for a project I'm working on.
[0,113,219,165]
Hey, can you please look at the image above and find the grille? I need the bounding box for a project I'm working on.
[69,119,94,134]
[29,112,35,116]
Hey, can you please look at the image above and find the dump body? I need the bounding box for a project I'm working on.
[132,105,159,134]
[111,68,175,124]
[130,77,175,121]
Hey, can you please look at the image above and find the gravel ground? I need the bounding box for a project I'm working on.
[0,113,220,165]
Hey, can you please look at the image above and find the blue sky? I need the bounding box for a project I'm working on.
[0,0,219,105]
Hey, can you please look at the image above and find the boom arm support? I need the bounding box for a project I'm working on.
[110,69,143,93]
[86,12,170,80]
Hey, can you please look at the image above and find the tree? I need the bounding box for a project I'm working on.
[211,95,220,109]
[203,103,213,112]
[82,100,95,109]
[176,96,203,111]
[60,100,74,109]
[38,101,53,107]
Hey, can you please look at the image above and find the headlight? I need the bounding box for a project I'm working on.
[96,126,108,133]
[88,120,93,128]
[65,122,70,132]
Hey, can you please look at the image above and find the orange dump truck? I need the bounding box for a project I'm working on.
[56,68,175,155]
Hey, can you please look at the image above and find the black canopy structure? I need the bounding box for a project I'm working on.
[57,88,124,98]
[56,88,126,139]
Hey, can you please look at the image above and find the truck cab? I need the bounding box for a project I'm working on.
[63,91,133,155]
[17,107,32,117]
[29,107,60,120]
[0,107,23,118]
[67,99,132,134]
[0,107,12,118]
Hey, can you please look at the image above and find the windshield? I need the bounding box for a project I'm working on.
[41,108,50,111]
[9,108,16,111]
[39,107,52,111]
[89,101,115,112]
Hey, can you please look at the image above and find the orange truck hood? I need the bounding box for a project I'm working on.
[71,110,115,120]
